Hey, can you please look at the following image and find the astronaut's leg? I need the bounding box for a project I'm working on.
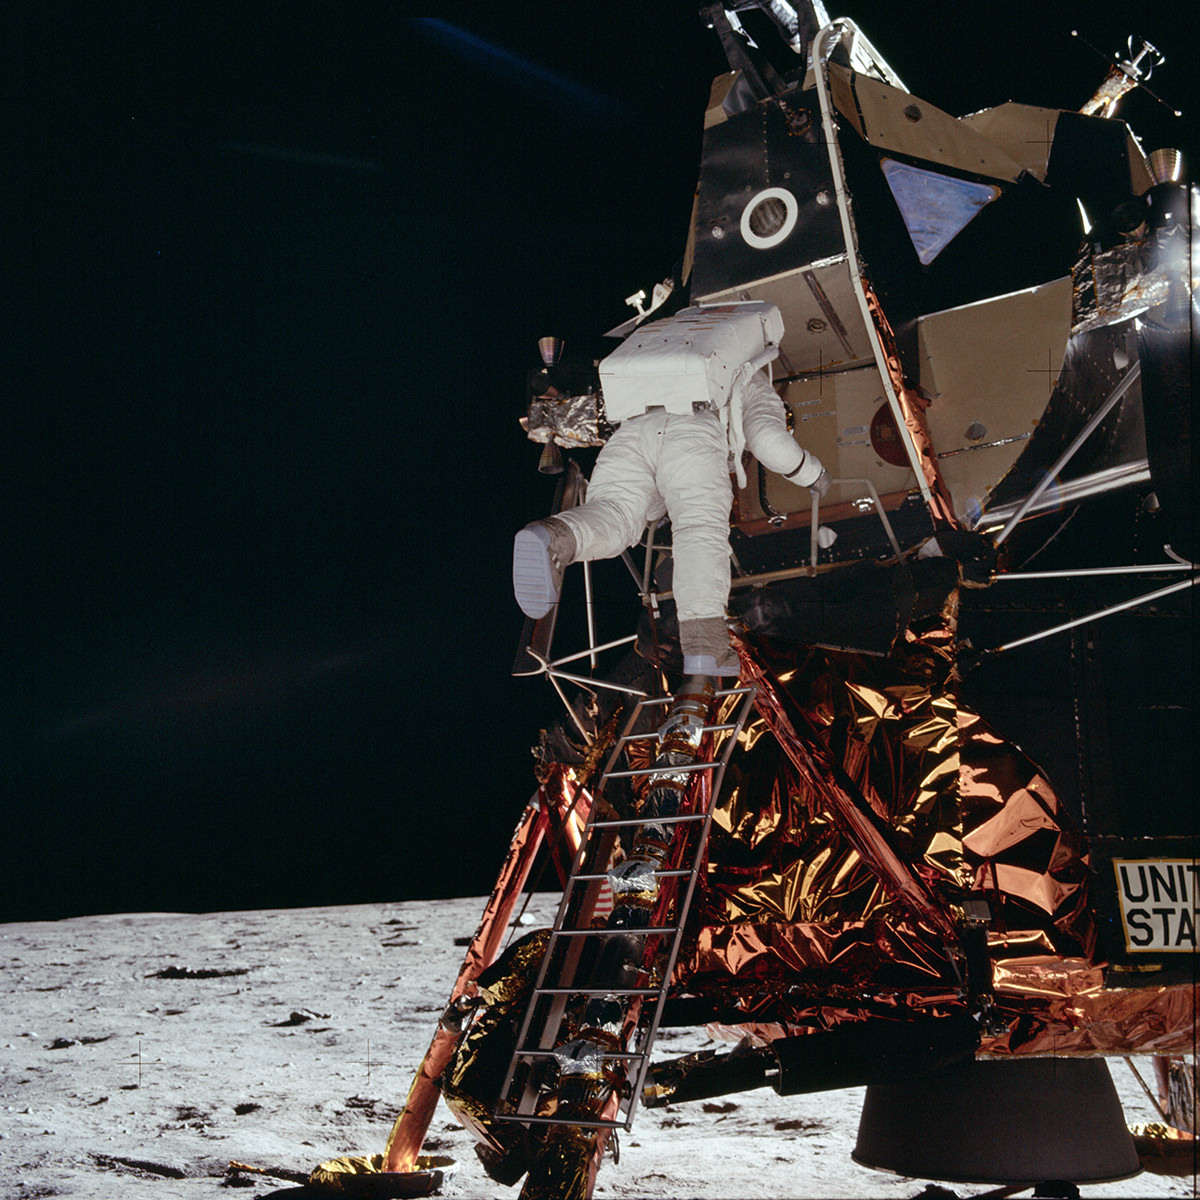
[655,410,739,677]
[513,418,659,620]
[556,417,663,561]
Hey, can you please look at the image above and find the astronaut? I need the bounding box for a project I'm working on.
[513,302,828,678]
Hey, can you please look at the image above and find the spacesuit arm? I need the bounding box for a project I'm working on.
[740,370,825,486]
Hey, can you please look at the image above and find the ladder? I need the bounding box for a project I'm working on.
[496,682,758,1132]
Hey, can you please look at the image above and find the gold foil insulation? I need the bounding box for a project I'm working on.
[663,613,1190,1054]
[520,1124,602,1200]
[958,709,1095,956]
[677,620,967,1008]
[308,1153,457,1193]
[428,608,1193,1198]
[979,956,1198,1057]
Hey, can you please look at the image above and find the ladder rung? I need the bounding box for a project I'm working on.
[625,685,751,707]
[587,813,707,829]
[514,1048,648,1062]
[548,925,679,939]
[530,986,662,997]
[496,683,758,1138]
[497,1113,630,1130]
[618,720,742,746]
[569,868,692,883]
[604,760,720,781]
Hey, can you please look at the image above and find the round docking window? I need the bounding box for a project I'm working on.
[740,187,799,249]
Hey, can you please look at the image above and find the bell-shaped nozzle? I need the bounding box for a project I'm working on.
[538,441,564,475]
[1146,147,1184,187]
[538,336,564,366]
[853,1057,1140,1184]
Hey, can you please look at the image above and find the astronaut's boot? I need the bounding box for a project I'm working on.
[679,616,740,679]
[513,516,576,619]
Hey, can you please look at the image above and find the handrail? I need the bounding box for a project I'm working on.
[992,362,1142,546]
[811,21,935,513]
[995,561,1195,581]
[980,576,1196,656]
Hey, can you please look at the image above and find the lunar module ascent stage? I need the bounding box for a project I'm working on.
[313,3,1195,1196]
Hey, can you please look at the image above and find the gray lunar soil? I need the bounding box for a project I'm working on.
[1,896,1194,1199]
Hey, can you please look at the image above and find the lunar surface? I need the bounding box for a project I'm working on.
[2,896,1193,1198]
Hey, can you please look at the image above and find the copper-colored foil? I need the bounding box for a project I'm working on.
[980,956,1197,1056]
[520,1124,601,1200]
[687,916,958,994]
[958,710,1095,957]
[676,623,966,1002]
[666,613,1187,1054]
[860,278,959,529]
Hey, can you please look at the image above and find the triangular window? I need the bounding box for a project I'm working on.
[881,159,1001,265]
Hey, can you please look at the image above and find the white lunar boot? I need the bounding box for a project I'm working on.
[512,517,577,619]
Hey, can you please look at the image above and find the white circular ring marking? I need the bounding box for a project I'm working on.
[740,186,799,249]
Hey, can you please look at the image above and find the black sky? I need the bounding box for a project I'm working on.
[14,5,1197,922]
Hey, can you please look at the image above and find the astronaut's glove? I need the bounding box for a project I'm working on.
[809,468,832,498]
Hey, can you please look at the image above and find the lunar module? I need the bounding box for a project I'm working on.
[313,3,1194,1196]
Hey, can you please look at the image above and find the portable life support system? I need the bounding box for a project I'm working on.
[599,300,785,486]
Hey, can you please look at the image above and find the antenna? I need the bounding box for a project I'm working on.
[1072,31,1182,118]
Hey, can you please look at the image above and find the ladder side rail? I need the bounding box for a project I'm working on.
[545,684,757,1130]
[617,685,758,1128]
[498,685,757,1130]
[500,693,660,1112]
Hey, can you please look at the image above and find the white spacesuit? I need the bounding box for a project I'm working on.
[514,303,827,677]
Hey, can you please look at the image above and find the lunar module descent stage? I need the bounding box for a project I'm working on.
[313,4,1195,1197]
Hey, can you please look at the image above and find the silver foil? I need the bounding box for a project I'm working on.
[521,393,608,448]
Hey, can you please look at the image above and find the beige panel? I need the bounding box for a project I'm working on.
[704,72,738,129]
[917,277,1073,522]
[698,256,875,375]
[736,366,917,521]
[961,104,1154,197]
[829,64,1025,183]
[827,62,858,137]
[959,103,1061,181]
